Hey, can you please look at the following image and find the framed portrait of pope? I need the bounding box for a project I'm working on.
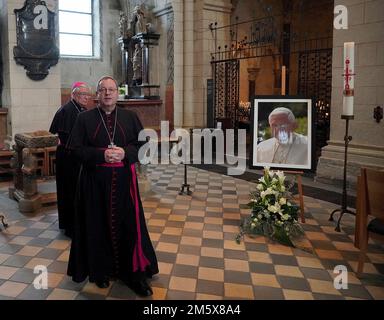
[250,97,313,170]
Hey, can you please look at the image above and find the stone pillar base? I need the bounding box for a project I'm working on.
[10,188,42,213]
[316,140,384,191]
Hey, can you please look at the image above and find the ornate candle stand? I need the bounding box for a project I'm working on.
[328,115,355,231]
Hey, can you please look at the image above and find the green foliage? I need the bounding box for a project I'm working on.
[295,117,307,135]
[236,167,304,247]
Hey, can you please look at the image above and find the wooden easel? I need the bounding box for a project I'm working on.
[283,170,305,223]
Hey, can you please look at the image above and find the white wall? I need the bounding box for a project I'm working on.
[60,0,122,91]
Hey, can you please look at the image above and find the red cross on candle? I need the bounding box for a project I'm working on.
[343,58,355,91]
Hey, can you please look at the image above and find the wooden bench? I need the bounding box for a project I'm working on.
[0,150,14,175]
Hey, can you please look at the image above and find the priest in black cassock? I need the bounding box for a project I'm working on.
[67,76,158,296]
[49,82,91,238]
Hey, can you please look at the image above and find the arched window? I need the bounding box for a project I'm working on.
[59,0,100,58]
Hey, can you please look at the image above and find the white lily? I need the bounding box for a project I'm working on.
[268,202,281,214]
[261,187,274,199]
[276,170,286,184]
[281,214,290,221]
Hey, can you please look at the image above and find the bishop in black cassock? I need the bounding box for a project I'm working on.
[67,76,158,296]
[49,82,91,238]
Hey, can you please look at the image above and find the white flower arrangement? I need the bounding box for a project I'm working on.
[236,167,304,247]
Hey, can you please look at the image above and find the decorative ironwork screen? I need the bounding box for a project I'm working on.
[167,11,174,85]
[298,49,332,157]
[213,60,240,128]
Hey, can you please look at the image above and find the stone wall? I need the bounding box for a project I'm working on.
[316,0,384,188]
[0,0,61,145]
[153,1,172,124]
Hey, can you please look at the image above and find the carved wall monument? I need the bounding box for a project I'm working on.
[13,0,59,81]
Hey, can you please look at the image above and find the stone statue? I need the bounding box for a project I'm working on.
[133,5,146,35]
[132,43,142,85]
[118,11,128,38]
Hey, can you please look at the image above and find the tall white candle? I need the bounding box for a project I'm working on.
[342,42,355,116]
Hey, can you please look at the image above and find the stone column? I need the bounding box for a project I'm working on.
[192,0,232,128]
[0,0,61,147]
[141,42,150,85]
[316,0,384,188]
[118,37,130,86]
[182,0,195,127]
[172,0,184,127]
[247,57,261,99]
[154,3,174,128]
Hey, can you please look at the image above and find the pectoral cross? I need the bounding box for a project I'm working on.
[108,142,116,149]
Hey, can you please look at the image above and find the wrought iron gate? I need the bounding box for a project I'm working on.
[298,49,332,158]
[213,60,239,128]
[209,12,333,163]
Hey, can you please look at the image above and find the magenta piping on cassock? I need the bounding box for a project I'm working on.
[130,163,150,272]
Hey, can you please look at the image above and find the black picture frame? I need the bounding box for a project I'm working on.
[249,96,314,171]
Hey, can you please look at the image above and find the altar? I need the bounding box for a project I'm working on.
[116,99,162,132]
[92,98,162,132]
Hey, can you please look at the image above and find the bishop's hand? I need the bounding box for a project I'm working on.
[104,147,125,163]
[111,147,125,162]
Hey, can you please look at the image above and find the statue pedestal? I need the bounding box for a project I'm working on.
[116,99,162,132]
[9,131,58,214]
[129,84,160,100]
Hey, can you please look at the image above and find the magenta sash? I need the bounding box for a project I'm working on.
[97,162,124,168]
[130,163,150,272]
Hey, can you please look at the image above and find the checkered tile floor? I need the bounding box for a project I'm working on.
[0,164,383,300]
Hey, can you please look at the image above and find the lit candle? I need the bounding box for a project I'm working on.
[343,42,355,116]
[281,66,286,96]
